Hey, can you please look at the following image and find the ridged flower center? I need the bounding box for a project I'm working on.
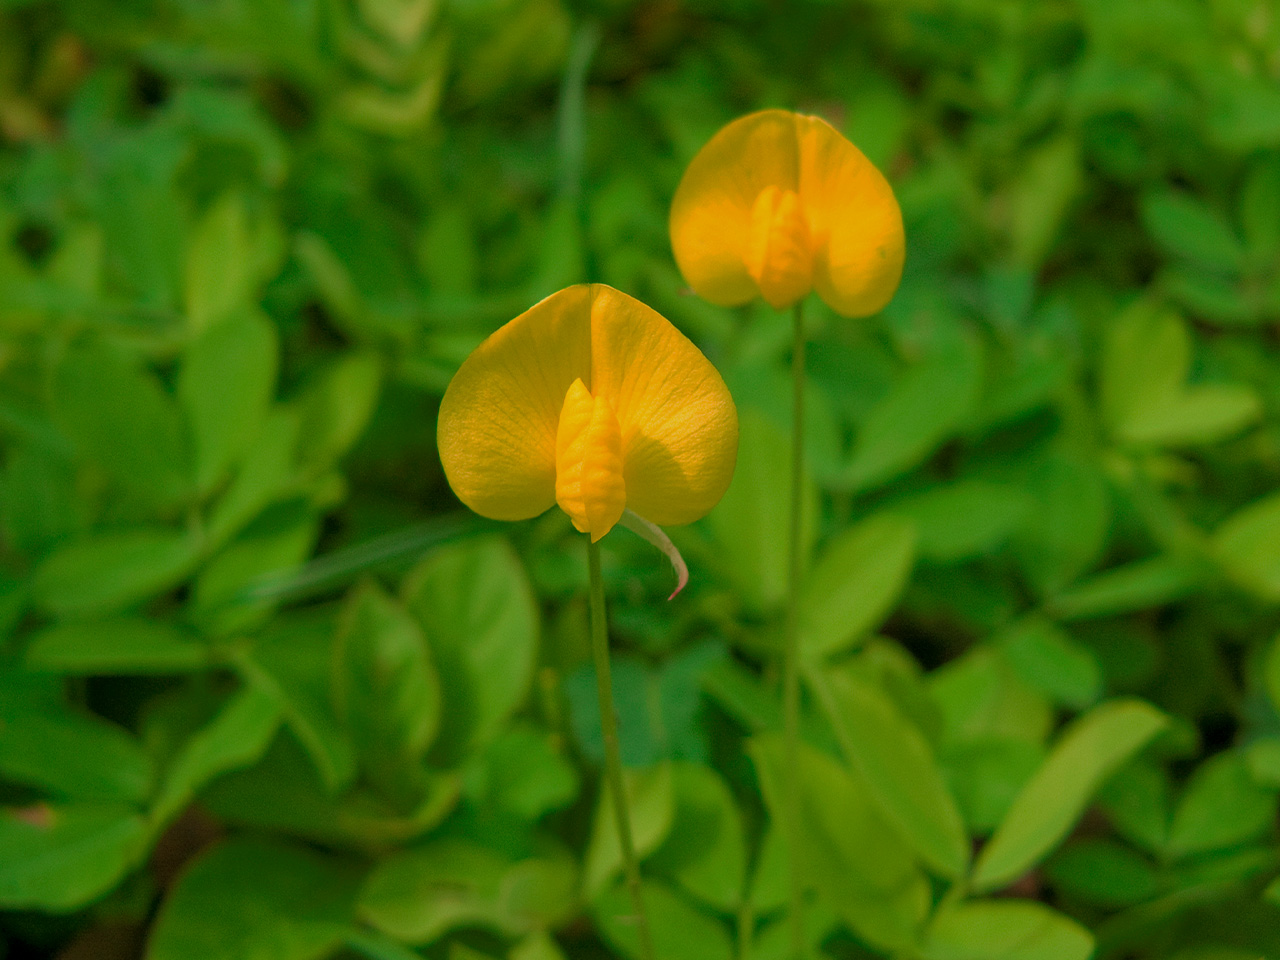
[745,185,814,309]
[555,378,626,541]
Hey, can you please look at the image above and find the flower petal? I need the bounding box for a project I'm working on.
[437,286,592,520]
[588,285,738,526]
[796,114,905,317]
[439,284,737,529]
[669,110,801,306]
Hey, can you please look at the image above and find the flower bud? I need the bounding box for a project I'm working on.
[745,185,814,309]
[556,378,626,541]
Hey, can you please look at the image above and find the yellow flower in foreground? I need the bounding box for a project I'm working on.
[670,108,905,315]
[438,284,738,553]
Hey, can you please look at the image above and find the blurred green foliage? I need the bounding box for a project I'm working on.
[2,0,1280,958]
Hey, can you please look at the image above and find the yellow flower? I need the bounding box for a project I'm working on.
[437,284,739,551]
[670,109,905,315]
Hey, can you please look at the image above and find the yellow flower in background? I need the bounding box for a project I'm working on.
[670,109,905,315]
[438,284,738,552]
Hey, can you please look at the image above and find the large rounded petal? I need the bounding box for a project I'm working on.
[587,285,738,526]
[669,110,801,306]
[437,286,592,520]
[796,114,904,317]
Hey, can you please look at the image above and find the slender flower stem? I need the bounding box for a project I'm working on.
[784,299,806,960]
[588,538,656,960]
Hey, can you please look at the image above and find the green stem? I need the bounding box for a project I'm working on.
[784,299,806,960]
[737,899,754,960]
[588,538,656,960]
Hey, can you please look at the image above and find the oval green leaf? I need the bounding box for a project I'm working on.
[971,698,1167,893]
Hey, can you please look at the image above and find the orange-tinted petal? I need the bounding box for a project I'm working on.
[438,284,737,531]
[555,379,626,541]
[587,285,738,526]
[437,286,592,521]
[669,110,801,307]
[672,110,904,318]
[795,113,904,317]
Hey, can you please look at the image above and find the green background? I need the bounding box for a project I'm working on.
[3,0,1280,958]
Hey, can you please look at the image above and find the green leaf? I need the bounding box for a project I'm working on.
[96,134,183,309]
[193,503,318,635]
[50,342,189,506]
[700,656,782,733]
[1097,760,1171,856]
[929,646,1053,747]
[920,899,1093,960]
[464,724,579,821]
[750,902,842,960]
[293,232,371,336]
[32,528,198,619]
[25,618,209,674]
[746,823,788,915]
[509,933,568,960]
[724,364,844,483]
[1,445,83,556]
[593,879,732,960]
[1241,155,1280,259]
[238,615,356,793]
[1162,266,1259,327]
[1244,736,1280,788]
[995,617,1101,709]
[1099,301,1184,423]
[1167,752,1277,860]
[647,761,747,912]
[184,191,255,333]
[151,684,281,824]
[146,837,361,960]
[836,334,983,493]
[418,204,479,299]
[206,409,301,548]
[529,196,586,297]
[888,481,1031,562]
[1045,839,1160,907]
[0,708,153,804]
[1118,385,1261,446]
[749,734,930,952]
[334,581,440,802]
[799,513,915,661]
[344,930,430,960]
[1141,190,1245,273]
[1265,635,1280,717]
[1099,303,1260,446]
[359,839,576,944]
[401,536,538,763]
[203,734,456,850]
[1048,555,1205,621]
[496,855,581,938]
[0,804,148,911]
[179,309,278,495]
[1013,453,1110,595]
[706,410,817,613]
[584,762,675,896]
[1206,73,1280,152]
[810,667,969,879]
[294,352,382,469]
[1214,492,1280,601]
[972,699,1167,892]
[1008,136,1082,270]
[940,738,1044,836]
